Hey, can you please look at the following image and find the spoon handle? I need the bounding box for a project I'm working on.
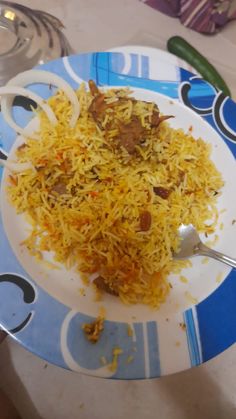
[198,242,236,269]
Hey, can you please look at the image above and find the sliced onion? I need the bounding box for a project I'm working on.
[0,86,57,137]
[0,158,33,173]
[4,69,80,128]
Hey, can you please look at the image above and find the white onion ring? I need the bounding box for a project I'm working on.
[0,86,57,137]
[0,158,33,173]
[2,69,80,128]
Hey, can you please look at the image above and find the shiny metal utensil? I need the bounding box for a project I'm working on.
[0,1,73,85]
[174,224,236,269]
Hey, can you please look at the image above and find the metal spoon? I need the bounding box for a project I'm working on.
[174,224,236,269]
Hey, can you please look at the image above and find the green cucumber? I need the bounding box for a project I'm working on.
[167,36,231,97]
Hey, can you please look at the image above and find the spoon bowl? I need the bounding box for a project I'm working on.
[174,224,236,269]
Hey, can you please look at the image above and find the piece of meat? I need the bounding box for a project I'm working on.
[17,143,28,151]
[88,82,126,121]
[151,110,160,127]
[51,182,67,194]
[89,93,106,119]
[88,80,100,96]
[119,133,137,154]
[151,110,174,127]
[153,187,170,199]
[140,210,152,231]
[93,276,118,296]
[119,116,143,138]
[158,115,174,124]
[118,117,145,154]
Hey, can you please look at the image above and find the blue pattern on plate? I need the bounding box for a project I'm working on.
[0,51,235,378]
[146,321,161,378]
[141,55,149,79]
[196,270,236,361]
[0,218,69,367]
[184,309,202,366]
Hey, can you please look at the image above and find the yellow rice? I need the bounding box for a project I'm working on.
[7,84,223,308]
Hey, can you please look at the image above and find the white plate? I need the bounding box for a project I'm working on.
[0,48,236,379]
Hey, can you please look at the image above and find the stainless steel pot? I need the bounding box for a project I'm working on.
[0,1,73,85]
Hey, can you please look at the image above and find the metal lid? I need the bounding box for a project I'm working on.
[0,1,73,85]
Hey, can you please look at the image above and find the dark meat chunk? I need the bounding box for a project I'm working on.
[119,133,137,154]
[151,110,174,127]
[93,276,118,296]
[17,143,28,151]
[153,187,170,199]
[89,93,124,122]
[88,80,100,96]
[140,210,152,231]
[118,117,145,154]
[89,93,106,119]
[119,117,143,137]
[158,115,174,124]
[51,182,67,194]
[151,110,160,127]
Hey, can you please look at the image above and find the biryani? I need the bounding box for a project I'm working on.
[7,80,223,308]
